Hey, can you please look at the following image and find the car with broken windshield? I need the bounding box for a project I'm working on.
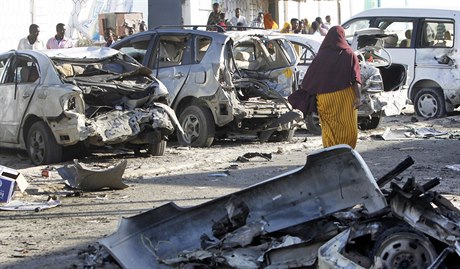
[284,30,407,135]
[0,47,181,165]
[111,27,302,147]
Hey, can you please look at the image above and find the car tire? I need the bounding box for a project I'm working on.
[414,88,446,119]
[305,112,322,136]
[177,105,215,147]
[358,111,383,130]
[371,226,437,269]
[269,128,296,142]
[27,121,63,165]
[147,140,166,156]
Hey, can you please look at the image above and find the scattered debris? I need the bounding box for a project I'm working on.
[236,152,272,162]
[208,171,230,177]
[446,164,460,172]
[99,145,460,269]
[0,196,61,212]
[57,159,128,192]
[381,126,449,140]
[0,165,29,203]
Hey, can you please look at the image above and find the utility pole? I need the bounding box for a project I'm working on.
[337,0,341,24]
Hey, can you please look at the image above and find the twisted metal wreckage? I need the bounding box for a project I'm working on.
[99,145,460,269]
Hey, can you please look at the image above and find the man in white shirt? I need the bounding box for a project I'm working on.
[230,8,248,27]
[46,23,74,49]
[18,24,45,50]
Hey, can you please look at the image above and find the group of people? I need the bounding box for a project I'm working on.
[206,3,278,31]
[18,23,74,50]
[281,16,331,36]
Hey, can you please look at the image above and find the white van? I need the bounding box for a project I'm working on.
[342,8,459,118]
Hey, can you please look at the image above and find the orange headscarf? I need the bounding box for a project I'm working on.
[264,13,278,29]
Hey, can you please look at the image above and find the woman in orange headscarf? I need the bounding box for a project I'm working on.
[264,13,278,29]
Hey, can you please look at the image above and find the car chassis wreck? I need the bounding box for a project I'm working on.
[100,145,460,269]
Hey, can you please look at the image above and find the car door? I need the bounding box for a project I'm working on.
[0,54,39,143]
[149,34,193,103]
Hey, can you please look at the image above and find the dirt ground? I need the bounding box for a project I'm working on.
[1,107,459,269]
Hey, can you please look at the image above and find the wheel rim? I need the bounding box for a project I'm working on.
[417,93,438,118]
[374,232,437,269]
[181,114,200,144]
[29,130,45,164]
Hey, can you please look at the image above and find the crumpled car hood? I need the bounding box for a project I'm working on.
[100,145,387,268]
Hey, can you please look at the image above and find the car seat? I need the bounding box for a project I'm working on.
[20,65,39,83]
[399,29,412,48]
[234,51,259,70]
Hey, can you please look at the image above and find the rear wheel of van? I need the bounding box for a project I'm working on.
[178,105,215,147]
[27,121,63,165]
[414,88,446,119]
[305,112,322,136]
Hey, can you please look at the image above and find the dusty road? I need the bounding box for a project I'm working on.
[0,109,459,269]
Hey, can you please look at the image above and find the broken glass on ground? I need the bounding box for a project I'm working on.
[0,196,61,212]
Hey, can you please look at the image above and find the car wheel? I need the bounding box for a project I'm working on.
[371,227,437,269]
[27,121,63,165]
[414,88,446,119]
[305,112,322,136]
[269,128,296,142]
[177,105,215,147]
[358,111,383,130]
[147,140,166,156]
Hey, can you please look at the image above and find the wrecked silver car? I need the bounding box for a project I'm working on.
[111,28,302,147]
[0,47,181,165]
[285,30,407,135]
[100,145,459,268]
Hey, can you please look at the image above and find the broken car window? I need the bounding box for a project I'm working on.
[195,36,212,63]
[421,21,454,48]
[157,35,191,68]
[377,20,414,48]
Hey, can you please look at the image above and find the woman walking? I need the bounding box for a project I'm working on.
[289,26,361,148]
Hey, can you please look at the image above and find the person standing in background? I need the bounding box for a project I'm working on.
[289,26,362,149]
[207,2,222,26]
[325,15,332,29]
[315,17,328,36]
[46,23,73,49]
[251,12,264,28]
[18,24,45,50]
[264,13,278,29]
[230,8,248,27]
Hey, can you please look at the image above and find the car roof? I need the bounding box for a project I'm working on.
[348,7,459,21]
[281,34,323,52]
[42,47,121,60]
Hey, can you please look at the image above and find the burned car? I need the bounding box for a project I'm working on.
[285,30,407,135]
[100,145,460,268]
[111,28,302,147]
[0,47,181,165]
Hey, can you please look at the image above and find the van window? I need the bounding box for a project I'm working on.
[343,19,371,39]
[421,21,454,48]
[377,20,414,48]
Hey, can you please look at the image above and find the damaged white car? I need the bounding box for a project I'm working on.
[111,28,302,147]
[99,145,460,269]
[285,30,407,135]
[0,47,181,165]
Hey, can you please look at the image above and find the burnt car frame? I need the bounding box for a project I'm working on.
[284,29,408,135]
[0,47,181,165]
[111,27,302,147]
[100,145,459,269]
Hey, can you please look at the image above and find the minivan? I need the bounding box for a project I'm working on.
[342,8,459,118]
